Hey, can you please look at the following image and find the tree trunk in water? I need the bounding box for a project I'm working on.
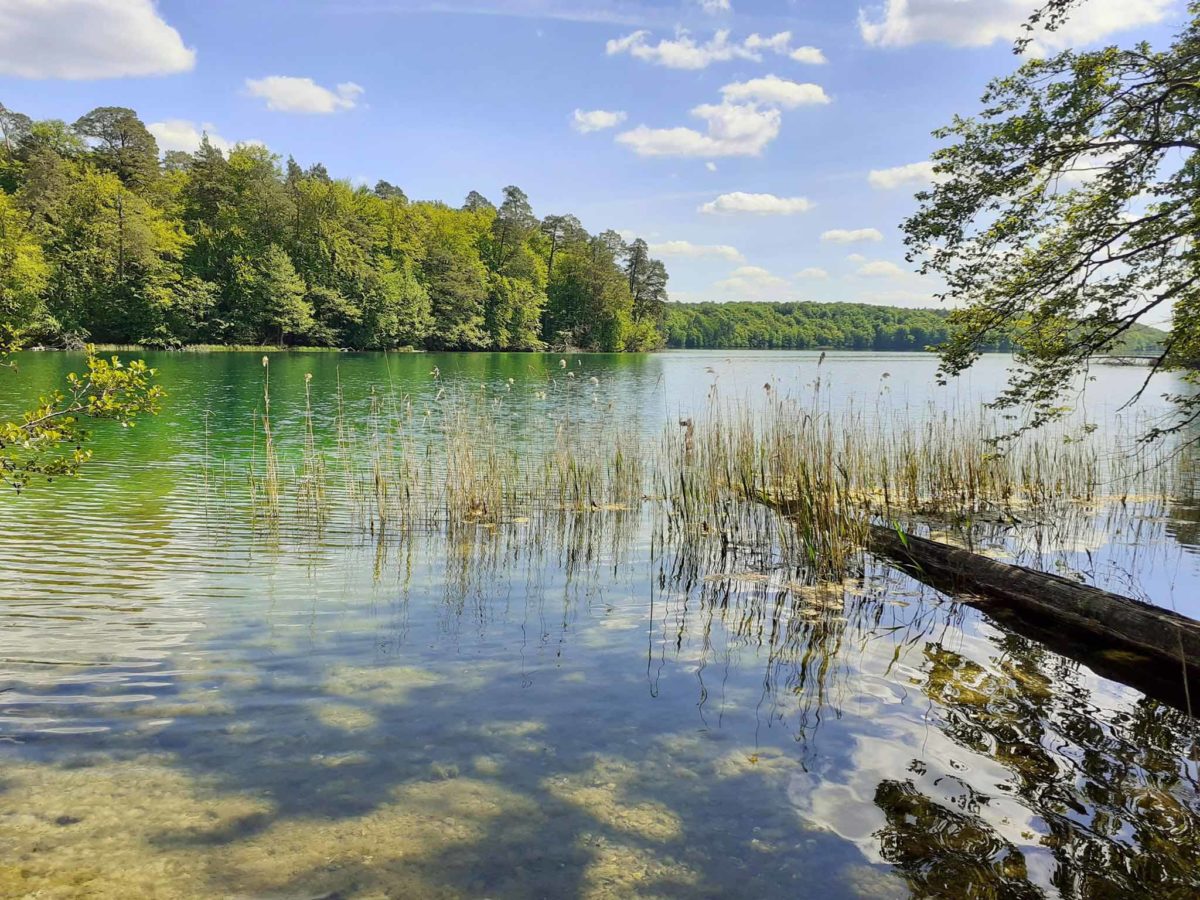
[759,488,1200,714]
[865,523,1200,715]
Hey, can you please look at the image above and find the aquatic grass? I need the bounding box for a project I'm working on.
[238,372,1179,581]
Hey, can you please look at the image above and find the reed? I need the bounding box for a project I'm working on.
[297,372,326,521]
[247,355,283,528]
[239,372,1177,580]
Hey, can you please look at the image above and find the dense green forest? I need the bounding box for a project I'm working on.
[663,301,1167,354]
[0,103,1170,359]
[0,104,668,352]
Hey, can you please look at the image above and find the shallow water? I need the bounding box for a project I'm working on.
[1,350,1199,899]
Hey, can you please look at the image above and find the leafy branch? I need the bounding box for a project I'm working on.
[0,345,164,492]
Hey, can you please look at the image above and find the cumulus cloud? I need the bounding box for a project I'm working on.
[0,0,194,79]
[790,46,828,64]
[795,267,830,279]
[714,265,792,299]
[606,28,824,69]
[857,260,908,278]
[571,108,627,133]
[858,0,1170,52]
[696,0,731,13]
[245,76,364,114]
[147,120,242,154]
[699,191,814,215]
[617,73,833,159]
[611,43,831,159]
[648,240,744,262]
[720,75,830,108]
[821,227,884,243]
[617,101,782,158]
[868,160,936,190]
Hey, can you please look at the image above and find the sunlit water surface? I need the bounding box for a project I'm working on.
[2,350,1199,899]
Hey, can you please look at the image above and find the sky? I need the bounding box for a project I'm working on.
[0,0,1184,307]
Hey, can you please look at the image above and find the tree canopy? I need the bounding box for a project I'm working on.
[0,103,669,353]
[905,1,1200,439]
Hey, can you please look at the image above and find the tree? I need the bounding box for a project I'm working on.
[625,238,669,331]
[484,273,544,350]
[903,1,1200,441]
[0,102,33,191]
[373,180,407,202]
[72,107,159,187]
[540,213,584,282]
[353,264,431,349]
[0,190,50,343]
[0,102,32,157]
[488,185,536,273]
[246,244,312,345]
[462,190,494,213]
[419,203,489,348]
[544,230,636,350]
[43,168,189,343]
[19,119,86,160]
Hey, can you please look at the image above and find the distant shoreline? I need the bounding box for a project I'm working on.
[17,344,1157,359]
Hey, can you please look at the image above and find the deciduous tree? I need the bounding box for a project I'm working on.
[904,1,1200,440]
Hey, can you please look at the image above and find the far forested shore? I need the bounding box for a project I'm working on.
[663,301,1167,355]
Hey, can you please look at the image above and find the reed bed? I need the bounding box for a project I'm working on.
[241,369,1178,580]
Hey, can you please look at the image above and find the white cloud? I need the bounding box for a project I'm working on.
[147,119,264,155]
[705,162,718,172]
[714,265,792,299]
[572,108,627,133]
[868,160,935,190]
[0,0,194,79]
[858,0,1171,52]
[847,253,868,264]
[720,75,830,108]
[648,240,745,262]
[821,227,884,244]
[606,28,823,70]
[790,46,828,64]
[857,260,908,278]
[245,76,364,114]
[795,267,830,279]
[699,191,814,215]
[743,32,792,55]
[696,0,731,13]
[617,101,781,158]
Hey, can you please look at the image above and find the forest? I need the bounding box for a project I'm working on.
[0,102,1169,359]
[663,300,1167,354]
[0,104,669,352]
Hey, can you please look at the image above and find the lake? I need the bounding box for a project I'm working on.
[2,349,1199,898]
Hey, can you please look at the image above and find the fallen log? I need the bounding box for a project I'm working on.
[865,524,1200,714]
[759,493,1200,713]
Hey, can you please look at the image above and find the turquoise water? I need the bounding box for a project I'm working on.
[0,350,1198,898]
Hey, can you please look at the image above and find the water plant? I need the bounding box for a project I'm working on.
[236,371,1178,583]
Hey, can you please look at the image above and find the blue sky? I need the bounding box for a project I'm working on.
[0,0,1182,306]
